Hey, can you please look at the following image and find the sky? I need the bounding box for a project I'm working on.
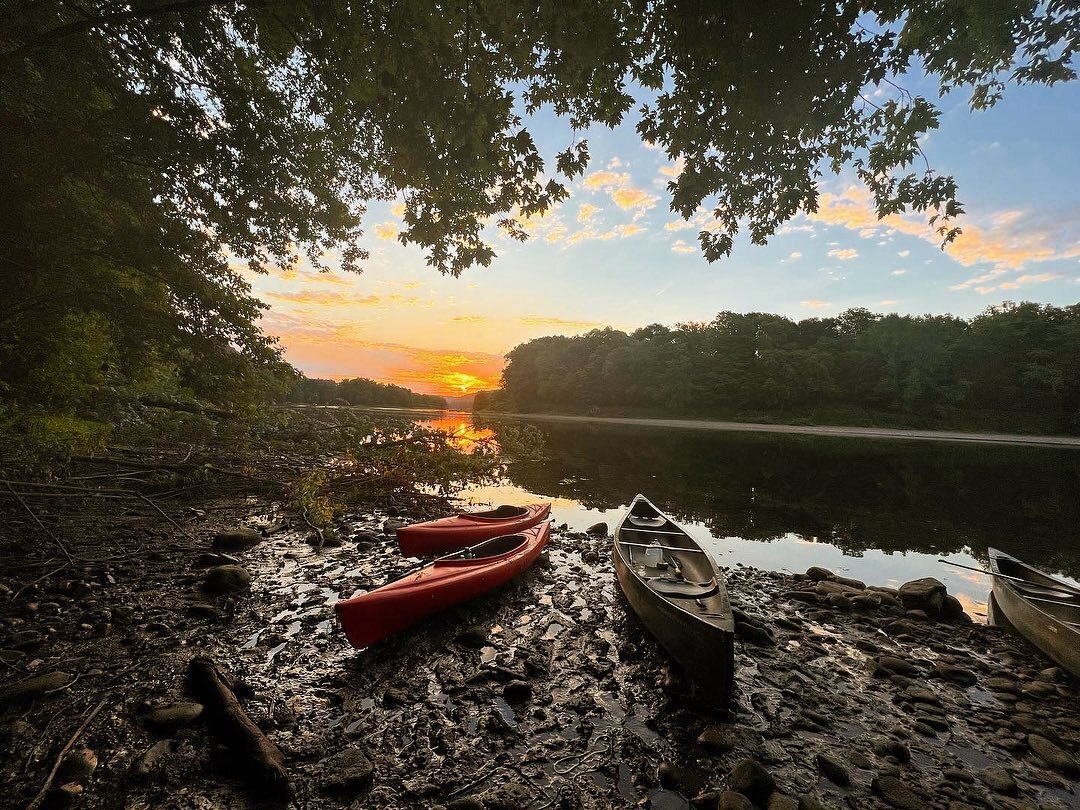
[245,71,1080,397]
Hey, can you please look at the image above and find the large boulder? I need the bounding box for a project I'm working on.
[898,577,947,615]
[202,565,251,593]
[212,527,262,551]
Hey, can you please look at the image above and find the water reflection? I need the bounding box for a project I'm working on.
[416,414,497,453]
[437,413,1080,618]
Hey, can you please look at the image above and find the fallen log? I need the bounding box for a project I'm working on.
[187,656,292,801]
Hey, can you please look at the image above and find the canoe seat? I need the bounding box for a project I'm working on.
[646,577,719,599]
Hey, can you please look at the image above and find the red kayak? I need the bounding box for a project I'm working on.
[397,502,551,557]
[335,522,552,649]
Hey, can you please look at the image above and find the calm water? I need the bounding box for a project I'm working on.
[417,411,1080,620]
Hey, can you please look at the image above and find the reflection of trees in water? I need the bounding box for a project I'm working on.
[495,422,1080,579]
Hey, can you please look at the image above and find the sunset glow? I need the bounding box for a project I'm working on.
[247,77,1080,398]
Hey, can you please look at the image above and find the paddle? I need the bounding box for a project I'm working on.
[938,559,1080,599]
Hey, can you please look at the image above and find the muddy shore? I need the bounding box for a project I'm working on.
[1,501,1078,809]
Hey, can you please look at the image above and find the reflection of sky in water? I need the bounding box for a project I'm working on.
[416,415,496,453]
[455,482,1000,620]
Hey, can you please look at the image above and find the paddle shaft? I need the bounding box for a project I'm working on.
[618,541,706,554]
[937,558,1075,590]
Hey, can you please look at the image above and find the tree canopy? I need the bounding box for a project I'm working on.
[479,302,1080,434]
[2,2,1077,416]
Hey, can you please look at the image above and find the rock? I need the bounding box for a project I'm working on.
[585,522,608,536]
[130,740,172,780]
[456,625,489,647]
[382,687,409,707]
[815,580,859,595]
[797,796,831,810]
[321,748,374,793]
[0,671,72,705]
[446,799,485,810]
[942,768,973,784]
[736,621,775,645]
[659,763,705,797]
[195,552,239,568]
[56,749,97,784]
[1027,734,1080,776]
[825,593,852,610]
[834,576,865,590]
[940,594,970,622]
[977,767,1017,794]
[848,751,871,770]
[581,549,599,564]
[871,739,911,764]
[8,629,45,649]
[785,591,820,604]
[715,791,753,810]
[186,602,219,618]
[383,519,408,535]
[212,527,262,551]
[698,727,736,753]
[932,663,977,687]
[851,594,881,610]
[898,577,946,615]
[766,794,799,810]
[868,656,918,678]
[482,783,533,809]
[503,680,532,703]
[815,753,850,787]
[985,677,1019,694]
[202,565,251,593]
[871,775,921,809]
[805,566,835,581]
[144,702,203,734]
[51,783,82,806]
[727,759,775,805]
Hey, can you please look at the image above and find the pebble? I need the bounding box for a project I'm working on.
[585,522,608,536]
[503,680,532,703]
[320,747,374,793]
[456,625,490,647]
[726,759,775,805]
[658,762,704,796]
[715,791,754,810]
[815,753,850,787]
[1027,734,1080,776]
[56,748,97,784]
[144,702,203,734]
[698,727,736,752]
[202,565,251,593]
[212,527,262,551]
[0,671,72,705]
[130,740,171,780]
[871,774,921,809]
[805,567,834,581]
[978,766,1018,794]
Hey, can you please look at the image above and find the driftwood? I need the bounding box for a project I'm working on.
[187,656,292,801]
[26,698,107,810]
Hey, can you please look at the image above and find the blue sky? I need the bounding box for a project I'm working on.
[248,73,1080,395]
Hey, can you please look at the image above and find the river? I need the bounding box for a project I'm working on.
[414,410,1080,621]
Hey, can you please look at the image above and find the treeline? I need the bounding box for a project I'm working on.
[477,302,1080,434]
[284,377,447,409]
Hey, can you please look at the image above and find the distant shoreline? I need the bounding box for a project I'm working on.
[474,411,1080,449]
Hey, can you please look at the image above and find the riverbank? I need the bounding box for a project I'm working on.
[2,495,1077,809]
[477,411,1080,449]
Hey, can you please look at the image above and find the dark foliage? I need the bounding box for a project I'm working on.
[284,377,447,409]
[483,302,1080,434]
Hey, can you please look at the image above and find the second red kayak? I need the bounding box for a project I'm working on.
[335,522,551,649]
[397,502,551,557]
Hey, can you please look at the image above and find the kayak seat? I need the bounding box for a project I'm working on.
[646,577,719,599]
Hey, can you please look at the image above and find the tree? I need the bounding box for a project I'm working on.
[2,3,1076,413]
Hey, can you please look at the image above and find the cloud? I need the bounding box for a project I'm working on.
[664,219,696,231]
[451,315,487,324]
[577,203,599,223]
[390,203,406,217]
[948,269,1061,295]
[608,157,623,168]
[658,157,685,179]
[827,247,859,261]
[671,240,697,254]
[611,186,658,210]
[583,170,628,190]
[617,223,645,237]
[812,185,1079,271]
[520,316,601,329]
[890,269,907,276]
[800,300,831,309]
[879,299,898,306]
[898,250,910,257]
[373,221,398,240]
[788,251,802,260]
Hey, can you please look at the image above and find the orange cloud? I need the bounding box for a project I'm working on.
[827,247,859,260]
[612,186,657,210]
[373,222,398,240]
[801,299,831,309]
[671,240,697,254]
[577,203,599,223]
[451,315,487,323]
[583,170,628,190]
[263,289,389,307]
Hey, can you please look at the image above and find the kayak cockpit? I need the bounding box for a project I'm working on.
[460,505,530,520]
[437,533,527,564]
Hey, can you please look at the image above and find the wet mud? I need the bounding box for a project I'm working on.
[2,501,1079,809]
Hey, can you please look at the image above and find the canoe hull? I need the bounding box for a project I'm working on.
[336,522,551,649]
[398,503,551,557]
[613,494,735,703]
[989,547,1080,676]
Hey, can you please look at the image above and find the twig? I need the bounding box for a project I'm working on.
[25,698,108,810]
[4,481,73,564]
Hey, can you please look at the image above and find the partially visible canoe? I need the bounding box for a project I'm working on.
[336,522,551,649]
[397,503,551,557]
[988,547,1080,676]
[613,494,735,702]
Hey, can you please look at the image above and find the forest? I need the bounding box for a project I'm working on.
[284,377,447,409]
[477,301,1080,434]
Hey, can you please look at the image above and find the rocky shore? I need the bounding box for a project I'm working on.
[1,505,1078,809]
